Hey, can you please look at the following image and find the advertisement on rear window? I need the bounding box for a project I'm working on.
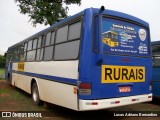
[102,18,149,56]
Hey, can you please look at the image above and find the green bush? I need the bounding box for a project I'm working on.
[0,68,5,80]
[0,55,6,68]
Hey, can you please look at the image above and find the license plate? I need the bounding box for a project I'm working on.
[101,65,145,83]
[119,86,130,92]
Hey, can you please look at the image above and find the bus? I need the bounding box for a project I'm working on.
[5,6,152,111]
[152,41,160,98]
[102,31,119,47]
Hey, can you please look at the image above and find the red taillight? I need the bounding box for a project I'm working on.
[86,102,98,105]
[111,101,120,104]
[79,83,91,95]
[132,99,136,101]
[150,81,152,85]
[132,98,139,102]
[148,96,152,98]
[92,102,98,105]
[79,83,91,89]
[115,101,120,104]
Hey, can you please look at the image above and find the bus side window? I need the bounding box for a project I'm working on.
[37,37,42,48]
[44,46,54,61]
[19,44,25,61]
[152,45,160,67]
[68,21,81,41]
[50,32,55,45]
[40,48,44,61]
[56,25,68,44]
[24,42,27,52]
[33,39,37,50]
[19,44,24,53]
[26,50,36,61]
[54,21,81,61]
[36,36,44,61]
[42,35,45,47]
[26,40,36,61]
[36,49,40,61]
[45,32,51,46]
[23,42,28,61]
[54,40,80,60]
[44,32,54,61]
[27,40,33,51]
[12,47,19,62]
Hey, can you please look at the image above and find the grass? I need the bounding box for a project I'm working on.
[0,68,5,80]
[0,80,46,111]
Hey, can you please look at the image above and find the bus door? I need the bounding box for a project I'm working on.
[6,56,13,83]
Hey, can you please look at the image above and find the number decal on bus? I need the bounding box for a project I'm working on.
[17,62,25,71]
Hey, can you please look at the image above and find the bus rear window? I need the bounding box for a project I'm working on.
[96,17,150,57]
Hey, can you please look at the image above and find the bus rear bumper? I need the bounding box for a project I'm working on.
[79,94,152,111]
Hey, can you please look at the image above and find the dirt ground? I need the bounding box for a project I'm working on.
[0,80,160,120]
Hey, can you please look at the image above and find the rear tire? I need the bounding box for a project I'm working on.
[31,82,42,106]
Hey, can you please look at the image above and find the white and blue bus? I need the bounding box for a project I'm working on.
[152,41,160,98]
[5,7,152,111]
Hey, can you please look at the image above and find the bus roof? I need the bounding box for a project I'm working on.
[151,41,160,46]
[8,7,149,50]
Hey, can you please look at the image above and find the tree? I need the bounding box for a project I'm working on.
[15,0,81,26]
[0,55,6,68]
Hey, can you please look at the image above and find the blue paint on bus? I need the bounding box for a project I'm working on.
[12,70,77,85]
[152,41,160,98]
[78,8,151,99]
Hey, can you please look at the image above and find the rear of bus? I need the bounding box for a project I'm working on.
[78,8,152,111]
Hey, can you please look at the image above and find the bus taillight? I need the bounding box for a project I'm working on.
[79,83,91,95]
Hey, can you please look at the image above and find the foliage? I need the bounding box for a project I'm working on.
[0,68,5,80]
[15,0,81,26]
[0,55,6,68]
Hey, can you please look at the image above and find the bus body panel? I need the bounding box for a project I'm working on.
[38,78,78,110]
[78,9,152,102]
[79,54,152,100]
[12,72,32,93]
[12,72,78,110]
[11,61,79,110]
[79,94,152,111]
[13,61,79,80]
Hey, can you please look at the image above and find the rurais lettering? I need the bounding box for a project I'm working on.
[102,65,145,83]
[105,68,144,80]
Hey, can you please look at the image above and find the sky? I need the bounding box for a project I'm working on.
[0,0,160,55]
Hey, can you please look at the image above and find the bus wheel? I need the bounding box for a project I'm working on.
[31,82,42,106]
